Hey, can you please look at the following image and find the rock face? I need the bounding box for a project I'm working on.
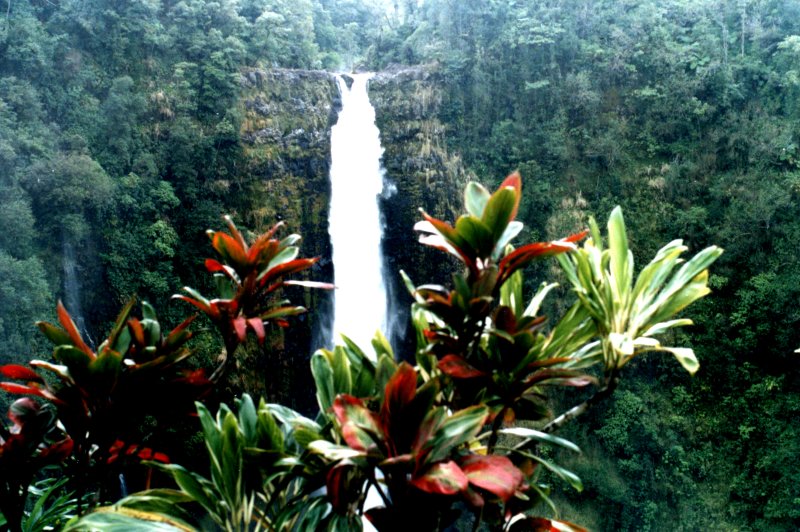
[236,67,471,407]
[369,66,474,356]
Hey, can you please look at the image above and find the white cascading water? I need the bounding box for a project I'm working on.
[62,239,90,342]
[328,73,389,351]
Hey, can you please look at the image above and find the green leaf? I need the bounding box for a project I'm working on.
[482,187,516,241]
[527,453,583,492]
[455,215,493,258]
[499,427,581,453]
[308,440,365,461]
[310,350,335,414]
[371,330,394,362]
[607,206,632,304]
[36,321,72,347]
[524,282,559,318]
[54,345,92,377]
[149,463,216,516]
[255,401,284,451]
[236,394,257,443]
[266,246,299,271]
[331,346,353,397]
[63,509,193,531]
[424,405,488,464]
[492,221,524,260]
[88,350,123,384]
[265,403,321,434]
[661,346,700,375]
[464,181,491,218]
[113,490,198,528]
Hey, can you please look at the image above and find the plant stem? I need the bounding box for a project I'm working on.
[369,470,391,509]
[543,370,620,434]
[471,504,484,532]
[487,405,508,453]
[210,334,240,383]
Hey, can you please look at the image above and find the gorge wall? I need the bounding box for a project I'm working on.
[234,67,470,406]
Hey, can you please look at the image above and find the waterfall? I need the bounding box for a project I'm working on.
[62,238,91,344]
[328,73,392,351]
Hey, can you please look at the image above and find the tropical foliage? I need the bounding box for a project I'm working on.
[0,175,718,531]
[0,0,796,528]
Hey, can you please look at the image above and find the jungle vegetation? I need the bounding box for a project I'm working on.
[0,0,798,530]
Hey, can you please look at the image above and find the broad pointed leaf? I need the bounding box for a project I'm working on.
[381,362,417,423]
[411,460,468,495]
[464,181,491,218]
[0,364,43,382]
[460,455,523,502]
[438,355,486,379]
[332,394,384,453]
[56,301,94,358]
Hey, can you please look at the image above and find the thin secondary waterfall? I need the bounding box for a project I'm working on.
[62,238,90,343]
[328,73,390,350]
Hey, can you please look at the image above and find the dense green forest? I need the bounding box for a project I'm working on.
[1,0,798,529]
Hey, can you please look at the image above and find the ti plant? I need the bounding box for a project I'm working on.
[409,173,591,436]
[65,394,324,532]
[0,397,73,532]
[312,362,525,530]
[48,174,720,532]
[544,207,723,432]
[0,299,208,505]
[175,216,333,382]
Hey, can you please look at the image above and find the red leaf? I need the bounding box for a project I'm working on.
[175,368,210,386]
[526,357,573,370]
[56,301,95,359]
[438,355,486,379]
[212,231,248,267]
[205,258,239,281]
[499,171,522,221]
[128,318,146,345]
[1,382,46,397]
[0,365,43,383]
[249,238,280,267]
[109,439,125,454]
[411,461,468,495]
[137,447,154,460]
[417,212,478,271]
[562,229,589,244]
[257,257,318,288]
[172,295,216,318]
[333,395,384,453]
[381,363,417,420]
[326,465,359,512]
[152,452,170,463]
[223,215,249,253]
[247,318,265,344]
[460,454,523,503]
[40,438,74,462]
[411,408,446,456]
[0,382,66,407]
[232,317,247,342]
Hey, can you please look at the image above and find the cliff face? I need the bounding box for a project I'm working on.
[235,67,470,406]
[369,67,473,355]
